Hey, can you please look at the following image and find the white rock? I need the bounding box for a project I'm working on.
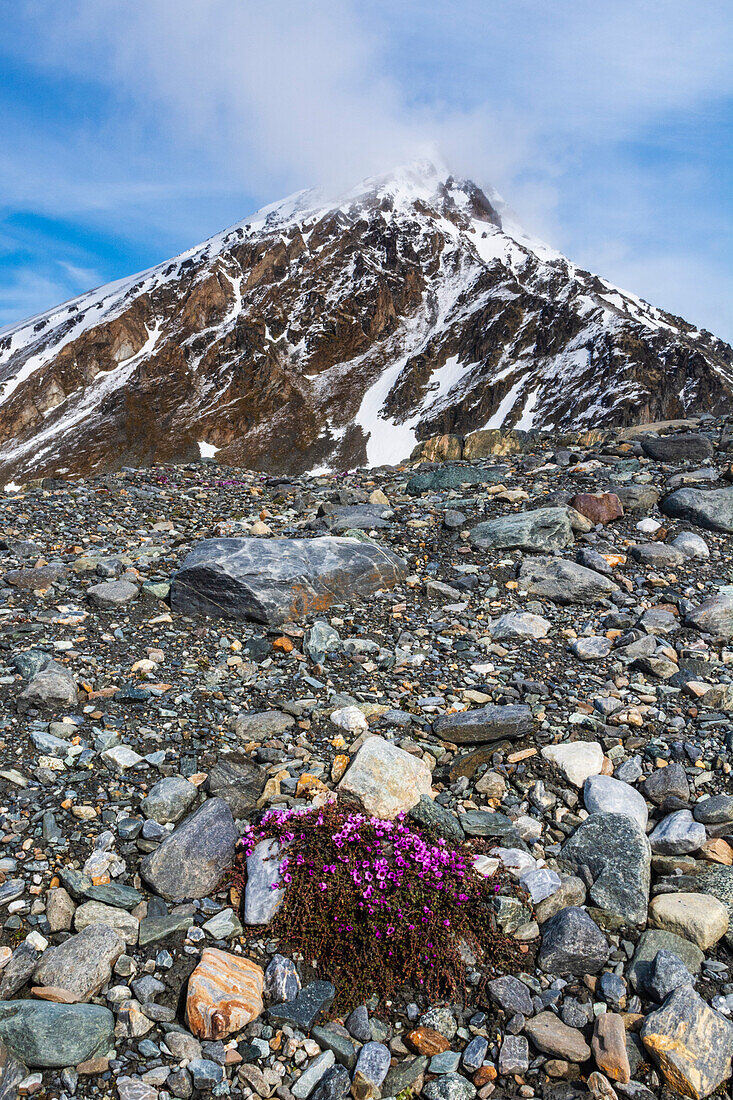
[338,736,432,819]
[101,745,144,772]
[473,855,501,878]
[541,741,604,787]
[491,847,537,877]
[583,774,649,829]
[636,518,662,534]
[671,531,710,560]
[329,706,368,733]
[520,867,562,903]
[490,611,551,641]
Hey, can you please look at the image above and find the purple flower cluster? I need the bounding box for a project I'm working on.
[241,803,478,931]
[235,802,523,1008]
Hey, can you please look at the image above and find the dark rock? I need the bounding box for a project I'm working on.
[0,1038,27,1100]
[537,907,610,976]
[407,466,506,494]
[641,433,713,463]
[487,975,534,1017]
[661,485,733,533]
[561,813,651,925]
[642,762,689,805]
[309,1064,351,1100]
[0,942,40,999]
[171,537,407,624]
[140,798,238,902]
[408,795,464,843]
[645,950,693,1002]
[206,753,267,817]
[434,704,533,744]
[269,981,335,1031]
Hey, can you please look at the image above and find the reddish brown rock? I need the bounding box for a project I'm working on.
[568,493,624,526]
[30,986,82,1003]
[186,948,264,1040]
[406,1027,451,1055]
[592,1013,631,1084]
[473,1065,498,1086]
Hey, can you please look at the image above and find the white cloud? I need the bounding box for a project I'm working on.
[2,0,732,338]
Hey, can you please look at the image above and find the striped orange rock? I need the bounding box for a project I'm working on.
[186,948,264,1039]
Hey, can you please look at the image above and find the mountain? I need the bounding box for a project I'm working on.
[0,160,731,485]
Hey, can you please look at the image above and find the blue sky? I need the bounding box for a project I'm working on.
[1,0,732,340]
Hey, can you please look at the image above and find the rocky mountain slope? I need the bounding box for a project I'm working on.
[0,160,731,484]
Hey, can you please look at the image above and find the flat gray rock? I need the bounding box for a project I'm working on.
[434,704,533,744]
[234,710,295,738]
[0,1002,114,1068]
[140,797,238,902]
[407,466,506,493]
[685,592,733,641]
[87,579,139,608]
[490,611,550,640]
[640,433,713,463]
[517,557,619,604]
[19,662,77,711]
[661,485,733,533]
[171,537,407,624]
[561,813,650,925]
[469,507,573,553]
[33,922,124,1000]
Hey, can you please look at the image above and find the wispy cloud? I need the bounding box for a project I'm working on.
[1,0,731,337]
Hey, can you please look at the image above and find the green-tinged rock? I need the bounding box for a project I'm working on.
[0,1002,115,1068]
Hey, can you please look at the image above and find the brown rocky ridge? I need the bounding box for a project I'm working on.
[0,159,730,485]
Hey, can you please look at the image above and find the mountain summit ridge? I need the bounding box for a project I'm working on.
[0,161,731,483]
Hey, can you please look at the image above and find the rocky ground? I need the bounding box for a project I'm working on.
[0,418,731,1100]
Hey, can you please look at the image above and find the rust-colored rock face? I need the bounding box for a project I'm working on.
[568,492,624,526]
[186,948,264,1040]
[0,161,731,485]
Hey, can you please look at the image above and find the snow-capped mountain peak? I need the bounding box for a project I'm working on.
[0,164,730,483]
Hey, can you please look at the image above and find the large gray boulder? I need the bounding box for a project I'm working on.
[171,537,407,624]
[19,661,77,711]
[32,922,124,1001]
[140,797,238,902]
[517,558,619,604]
[661,485,733,533]
[434,704,533,744]
[469,508,573,553]
[561,813,651,925]
[0,1002,114,1068]
[640,433,713,463]
[685,592,733,641]
[407,465,506,493]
